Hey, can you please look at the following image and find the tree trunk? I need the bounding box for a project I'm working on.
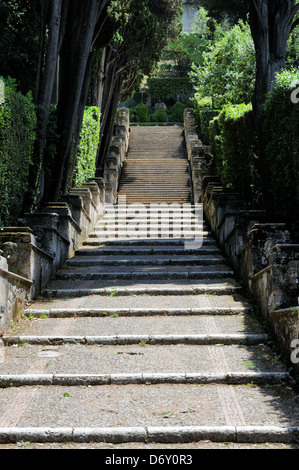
[38,0,62,122]
[49,0,102,201]
[249,0,298,121]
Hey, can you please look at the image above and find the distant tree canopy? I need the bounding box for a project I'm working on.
[195,0,299,121]
[0,0,182,204]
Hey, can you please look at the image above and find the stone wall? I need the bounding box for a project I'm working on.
[185,108,299,372]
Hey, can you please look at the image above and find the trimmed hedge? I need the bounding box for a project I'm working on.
[73,106,101,188]
[207,69,299,239]
[261,69,299,235]
[171,102,187,122]
[208,103,259,201]
[194,94,220,144]
[0,78,37,227]
[148,78,193,104]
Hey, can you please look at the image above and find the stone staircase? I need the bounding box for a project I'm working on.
[118,126,191,204]
[0,126,299,448]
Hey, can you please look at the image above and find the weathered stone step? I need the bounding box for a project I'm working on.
[0,341,287,377]
[118,199,192,204]
[86,234,209,242]
[1,425,299,445]
[5,314,262,336]
[66,255,226,267]
[27,293,250,315]
[55,269,234,281]
[90,222,206,229]
[24,306,251,318]
[3,333,269,346]
[0,372,289,388]
[43,279,242,298]
[0,384,299,441]
[75,246,221,256]
[82,238,217,246]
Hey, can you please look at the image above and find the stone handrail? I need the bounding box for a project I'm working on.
[103,108,130,205]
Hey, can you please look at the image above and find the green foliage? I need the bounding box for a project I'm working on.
[261,69,299,236]
[208,102,260,200]
[135,103,150,122]
[148,78,193,105]
[190,20,256,109]
[170,102,187,122]
[151,108,168,123]
[73,107,101,188]
[194,0,248,23]
[0,1,40,95]
[0,78,37,226]
[194,94,220,143]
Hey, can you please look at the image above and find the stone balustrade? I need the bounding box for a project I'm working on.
[185,107,299,371]
[103,108,130,204]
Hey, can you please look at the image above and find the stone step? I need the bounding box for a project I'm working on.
[55,269,234,282]
[82,238,217,246]
[24,306,252,318]
[86,233,208,241]
[0,384,298,444]
[43,279,242,298]
[3,313,263,336]
[75,247,221,256]
[0,373,289,388]
[28,294,250,315]
[66,255,226,267]
[1,425,299,445]
[3,333,268,347]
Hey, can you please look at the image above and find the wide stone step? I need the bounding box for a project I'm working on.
[82,238,217,246]
[66,255,226,267]
[0,384,298,443]
[3,333,268,347]
[9,313,263,335]
[43,279,242,298]
[1,425,299,445]
[55,268,234,281]
[26,293,251,315]
[76,247,221,256]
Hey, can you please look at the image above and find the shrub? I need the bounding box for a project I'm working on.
[151,108,168,122]
[135,103,149,122]
[190,21,256,109]
[73,106,101,188]
[0,77,37,226]
[170,102,186,122]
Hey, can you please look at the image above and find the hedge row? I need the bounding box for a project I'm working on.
[261,69,299,231]
[208,103,259,201]
[201,69,299,238]
[147,78,194,103]
[127,102,187,123]
[0,78,101,226]
[0,78,37,227]
[194,94,220,144]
